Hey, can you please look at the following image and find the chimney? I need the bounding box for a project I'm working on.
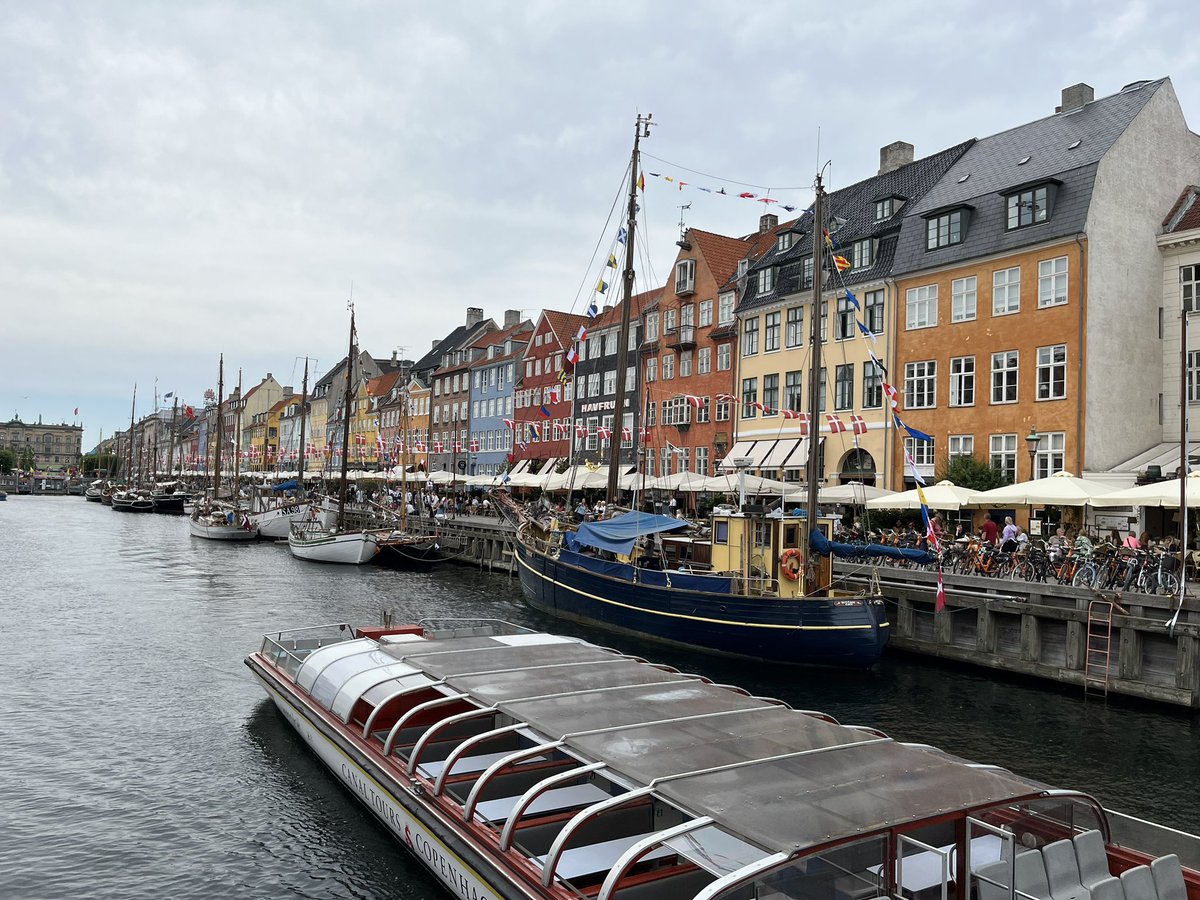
[504,309,521,328]
[465,307,484,327]
[759,213,778,233]
[878,141,915,176]
[391,350,398,363]
[1058,83,1094,113]
[432,339,439,350]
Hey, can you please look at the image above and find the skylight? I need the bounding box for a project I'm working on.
[1018,156,1031,165]
[1067,140,1081,150]
[957,174,971,184]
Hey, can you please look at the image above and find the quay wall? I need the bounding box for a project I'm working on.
[407,516,517,575]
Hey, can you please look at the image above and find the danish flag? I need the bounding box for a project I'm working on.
[882,382,899,410]
[597,426,612,439]
[453,441,463,453]
[575,423,588,438]
[684,394,703,409]
[849,415,868,435]
[415,440,427,452]
[469,439,480,452]
[780,408,802,420]
[431,441,444,453]
[503,418,515,430]
[715,393,736,403]
[621,426,632,440]
[826,414,847,434]
[553,422,567,437]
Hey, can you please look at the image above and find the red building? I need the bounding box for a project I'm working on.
[512,309,589,469]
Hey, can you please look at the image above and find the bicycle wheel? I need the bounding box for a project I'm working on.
[1159,571,1180,596]
[1072,563,1097,588]
[1010,560,1033,582]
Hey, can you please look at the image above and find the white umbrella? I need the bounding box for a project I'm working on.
[966,471,1115,507]
[817,482,897,505]
[702,473,790,495]
[1090,471,1200,508]
[426,470,456,484]
[648,471,711,492]
[864,479,978,511]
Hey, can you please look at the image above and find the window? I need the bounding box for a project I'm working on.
[675,259,696,294]
[586,416,599,451]
[662,353,675,380]
[904,361,936,408]
[836,295,856,340]
[801,257,813,288]
[904,436,936,470]
[852,238,874,269]
[1035,431,1066,479]
[696,396,711,424]
[758,267,775,294]
[718,292,734,324]
[863,290,884,335]
[1039,256,1068,307]
[906,285,938,329]
[948,434,974,460]
[717,343,731,371]
[949,356,975,407]
[664,308,677,333]
[1183,265,1200,313]
[645,311,659,341]
[785,370,803,411]
[715,396,730,421]
[625,365,635,391]
[646,401,656,427]
[863,362,882,409]
[1189,350,1200,402]
[645,357,657,382]
[644,446,655,474]
[818,367,827,413]
[993,267,1020,316]
[588,372,601,397]
[785,306,803,347]
[1037,344,1067,400]
[1006,184,1051,230]
[820,300,829,343]
[764,311,781,351]
[695,446,709,476]
[951,276,977,322]
[741,378,758,418]
[777,232,793,253]
[680,350,693,378]
[742,318,759,356]
[875,198,894,220]
[762,374,779,414]
[675,446,690,474]
[698,347,711,374]
[699,299,713,326]
[991,351,1019,404]
[835,364,854,410]
[926,209,966,249]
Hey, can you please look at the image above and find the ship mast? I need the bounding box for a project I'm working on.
[233,369,244,506]
[127,384,136,485]
[297,357,309,492]
[804,174,828,592]
[606,112,653,504]
[337,306,356,531]
[214,356,224,500]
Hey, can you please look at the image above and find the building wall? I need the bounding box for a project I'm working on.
[470,354,518,476]
[1086,81,1200,469]
[513,313,579,465]
[1158,228,1200,445]
[1,419,83,472]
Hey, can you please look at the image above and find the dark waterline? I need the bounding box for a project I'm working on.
[1,497,1196,899]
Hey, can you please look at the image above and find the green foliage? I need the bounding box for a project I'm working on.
[0,448,14,474]
[936,454,1010,491]
[18,447,35,471]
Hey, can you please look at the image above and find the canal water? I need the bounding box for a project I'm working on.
[2,497,1197,899]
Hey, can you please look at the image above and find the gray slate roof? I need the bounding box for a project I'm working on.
[892,79,1165,276]
[738,140,974,314]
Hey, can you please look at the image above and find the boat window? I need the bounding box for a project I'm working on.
[663,825,767,876]
[973,795,1106,849]
[783,523,799,548]
[295,638,374,692]
[714,520,728,544]
[310,649,398,709]
[330,663,423,722]
[707,835,886,900]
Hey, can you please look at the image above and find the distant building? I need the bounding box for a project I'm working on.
[469,318,533,477]
[3,416,83,472]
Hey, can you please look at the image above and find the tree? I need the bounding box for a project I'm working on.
[18,447,35,472]
[0,448,14,474]
[936,454,1010,492]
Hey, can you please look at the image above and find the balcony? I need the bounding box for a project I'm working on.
[666,325,696,350]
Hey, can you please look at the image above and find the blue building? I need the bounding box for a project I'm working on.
[469,320,532,477]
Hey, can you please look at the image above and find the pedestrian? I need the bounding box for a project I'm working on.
[980,514,999,545]
[668,495,677,516]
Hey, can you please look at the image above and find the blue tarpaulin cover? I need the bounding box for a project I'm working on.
[566,511,689,556]
[810,529,935,564]
[272,479,300,492]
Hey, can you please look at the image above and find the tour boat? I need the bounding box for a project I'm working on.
[247,617,1200,900]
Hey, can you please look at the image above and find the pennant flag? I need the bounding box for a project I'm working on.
[184,406,195,418]
[502,470,511,485]
[539,405,552,419]
[548,385,560,403]
[849,414,868,435]
[607,254,618,268]
[833,255,851,272]
[565,348,580,366]
[826,414,847,434]
[757,197,778,205]
[596,278,609,295]
[904,422,934,442]
[163,392,174,400]
[637,172,645,192]
[616,226,627,244]
[781,205,797,212]
[882,382,899,410]
[575,325,587,342]
[587,300,599,317]
[845,289,860,311]
[73,407,80,416]
[867,347,887,375]
[738,192,757,199]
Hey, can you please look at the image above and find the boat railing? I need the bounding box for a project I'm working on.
[259,622,354,677]
[1107,808,1200,871]
[417,618,535,640]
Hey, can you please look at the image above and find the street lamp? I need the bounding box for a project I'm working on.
[1025,426,1043,480]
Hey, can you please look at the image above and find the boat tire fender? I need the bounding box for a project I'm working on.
[780,548,804,581]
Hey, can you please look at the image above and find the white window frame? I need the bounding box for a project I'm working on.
[990,433,1017,484]
[758,267,776,294]
[1035,431,1066,479]
[1038,256,1068,308]
[716,343,731,371]
[906,285,938,330]
[1036,344,1067,400]
[951,275,977,322]
[675,259,696,294]
[991,351,1019,404]
[949,355,975,407]
[699,299,713,327]
[785,306,803,347]
[948,434,974,460]
[904,360,937,409]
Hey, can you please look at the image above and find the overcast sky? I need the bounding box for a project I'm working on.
[3,0,1198,450]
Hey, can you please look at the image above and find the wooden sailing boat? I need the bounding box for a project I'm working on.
[501,118,891,667]
[111,384,154,512]
[190,355,258,540]
[374,380,443,568]
[287,307,380,564]
[249,358,314,539]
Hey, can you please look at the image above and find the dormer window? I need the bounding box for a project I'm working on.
[776,232,793,253]
[925,207,970,250]
[875,197,895,220]
[737,258,749,278]
[1005,182,1057,230]
[758,266,776,294]
[852,238,875,269]
[675,259,696,295]
[801,257,813,288]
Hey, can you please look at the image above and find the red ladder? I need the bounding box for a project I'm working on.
[1084,599,1114,697]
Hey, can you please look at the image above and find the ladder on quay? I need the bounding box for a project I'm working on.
[1084,599,1114,698]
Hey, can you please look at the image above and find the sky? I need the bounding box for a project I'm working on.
[2,0,1199,451]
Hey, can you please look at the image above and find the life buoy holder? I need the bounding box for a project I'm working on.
[780,548,804,581]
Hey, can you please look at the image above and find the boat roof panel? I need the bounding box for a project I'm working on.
[387,640,619,677]
[447,659,681,705]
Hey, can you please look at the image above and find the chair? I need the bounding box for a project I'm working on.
[1073,831,1113,890]
[1152,855,1187,900]
[978,859,1014,900]
[1088,877,1125,900]
[1119,865,1156,900]
[1043,839,1090,900]
[1015,850,1052,900]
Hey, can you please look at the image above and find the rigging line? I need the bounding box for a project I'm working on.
[641,152,813,192]
[568,161,633,319]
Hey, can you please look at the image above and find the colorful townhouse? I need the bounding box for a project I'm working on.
[469,320,532,477]
[734,141,970,487]
[888,79,1200,488]
[511,308,590,472]
[379,373,431,476]
[642,222,777,479]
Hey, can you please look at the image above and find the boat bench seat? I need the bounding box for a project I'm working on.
[536,832,674,882]
[474,782,611,824]
[417,750,546,780]
[1152,855,1187,900]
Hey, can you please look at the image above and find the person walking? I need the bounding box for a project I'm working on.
[981,515,999,546]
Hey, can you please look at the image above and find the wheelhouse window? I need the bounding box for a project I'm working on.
[1037,344,1067,400]
[1006,183,1055,230]
[905,360,936,409]
[925,208,967,250]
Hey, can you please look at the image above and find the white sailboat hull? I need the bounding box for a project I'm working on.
[189,517,259,541]
[287,526,378,564]
[252,504,314,539]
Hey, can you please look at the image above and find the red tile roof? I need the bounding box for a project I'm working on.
[367,370,402,397]
[541,309,591,349]
[1163,186,1200,234]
